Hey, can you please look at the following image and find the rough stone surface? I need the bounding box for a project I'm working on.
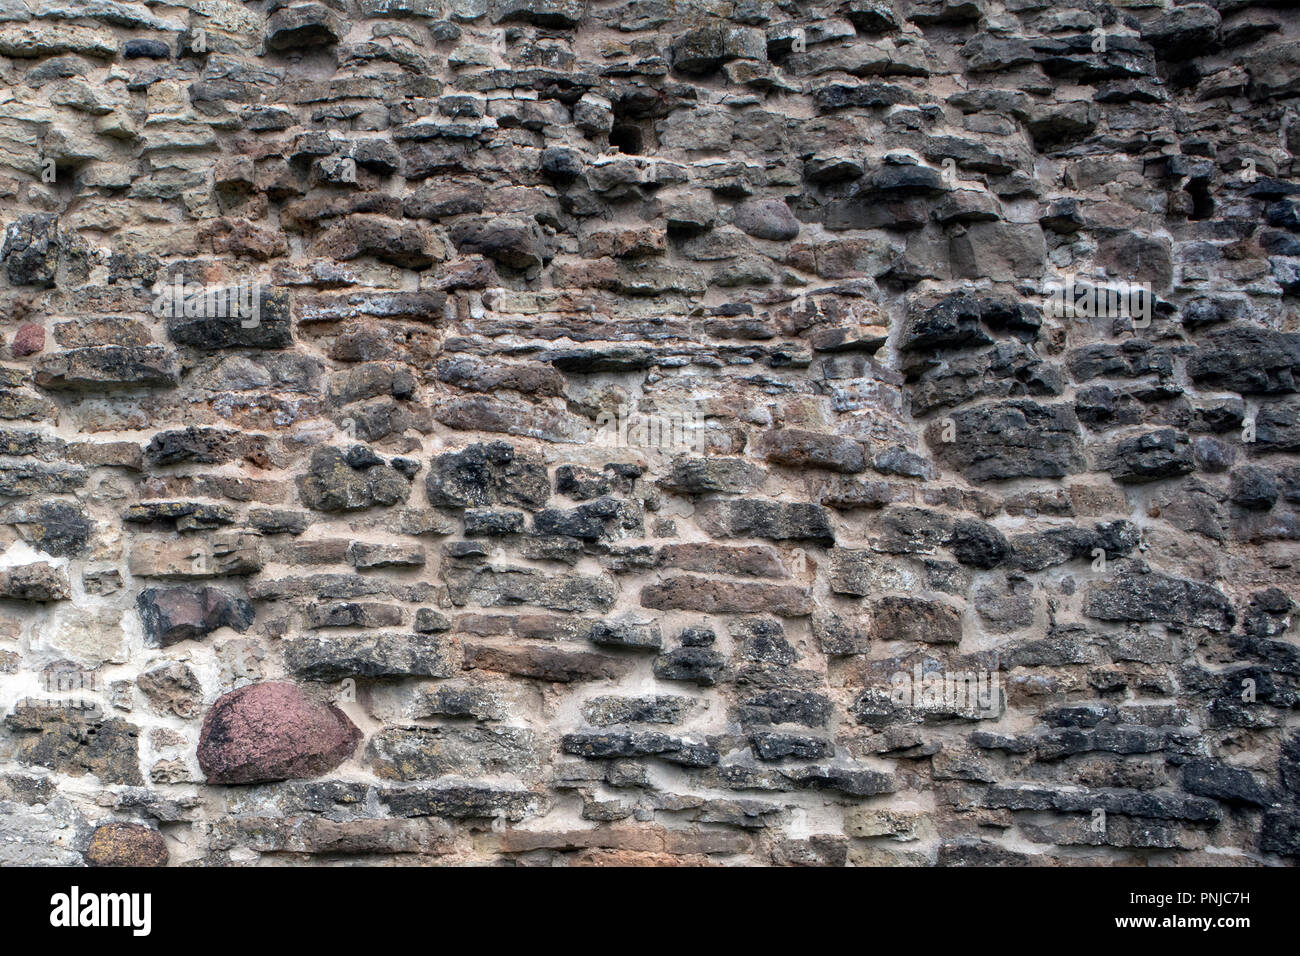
[0,0,1295,869]
[137,586,255,646]
[85,822,168,867]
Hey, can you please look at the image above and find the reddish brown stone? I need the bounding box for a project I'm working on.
[461,643,629,682]
[197,681,361,784]
[498,827,663,853]
[656,543,788,578]
[11,322,44,357]
[757,428,867,474]
[137,585,255,646]
[640,576,813,617]
[871,596,964,644]
[86,822,168,867]
[199,217,289,261]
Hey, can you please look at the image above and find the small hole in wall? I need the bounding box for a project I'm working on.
[610,124,643,155]
[1186,180,1214,221]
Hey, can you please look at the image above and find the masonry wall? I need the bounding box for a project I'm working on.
[0,0,1297,867]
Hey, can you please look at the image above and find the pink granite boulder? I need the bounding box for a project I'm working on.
[197,681,361,784]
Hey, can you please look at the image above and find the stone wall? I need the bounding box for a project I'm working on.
[0,0,1297,867]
